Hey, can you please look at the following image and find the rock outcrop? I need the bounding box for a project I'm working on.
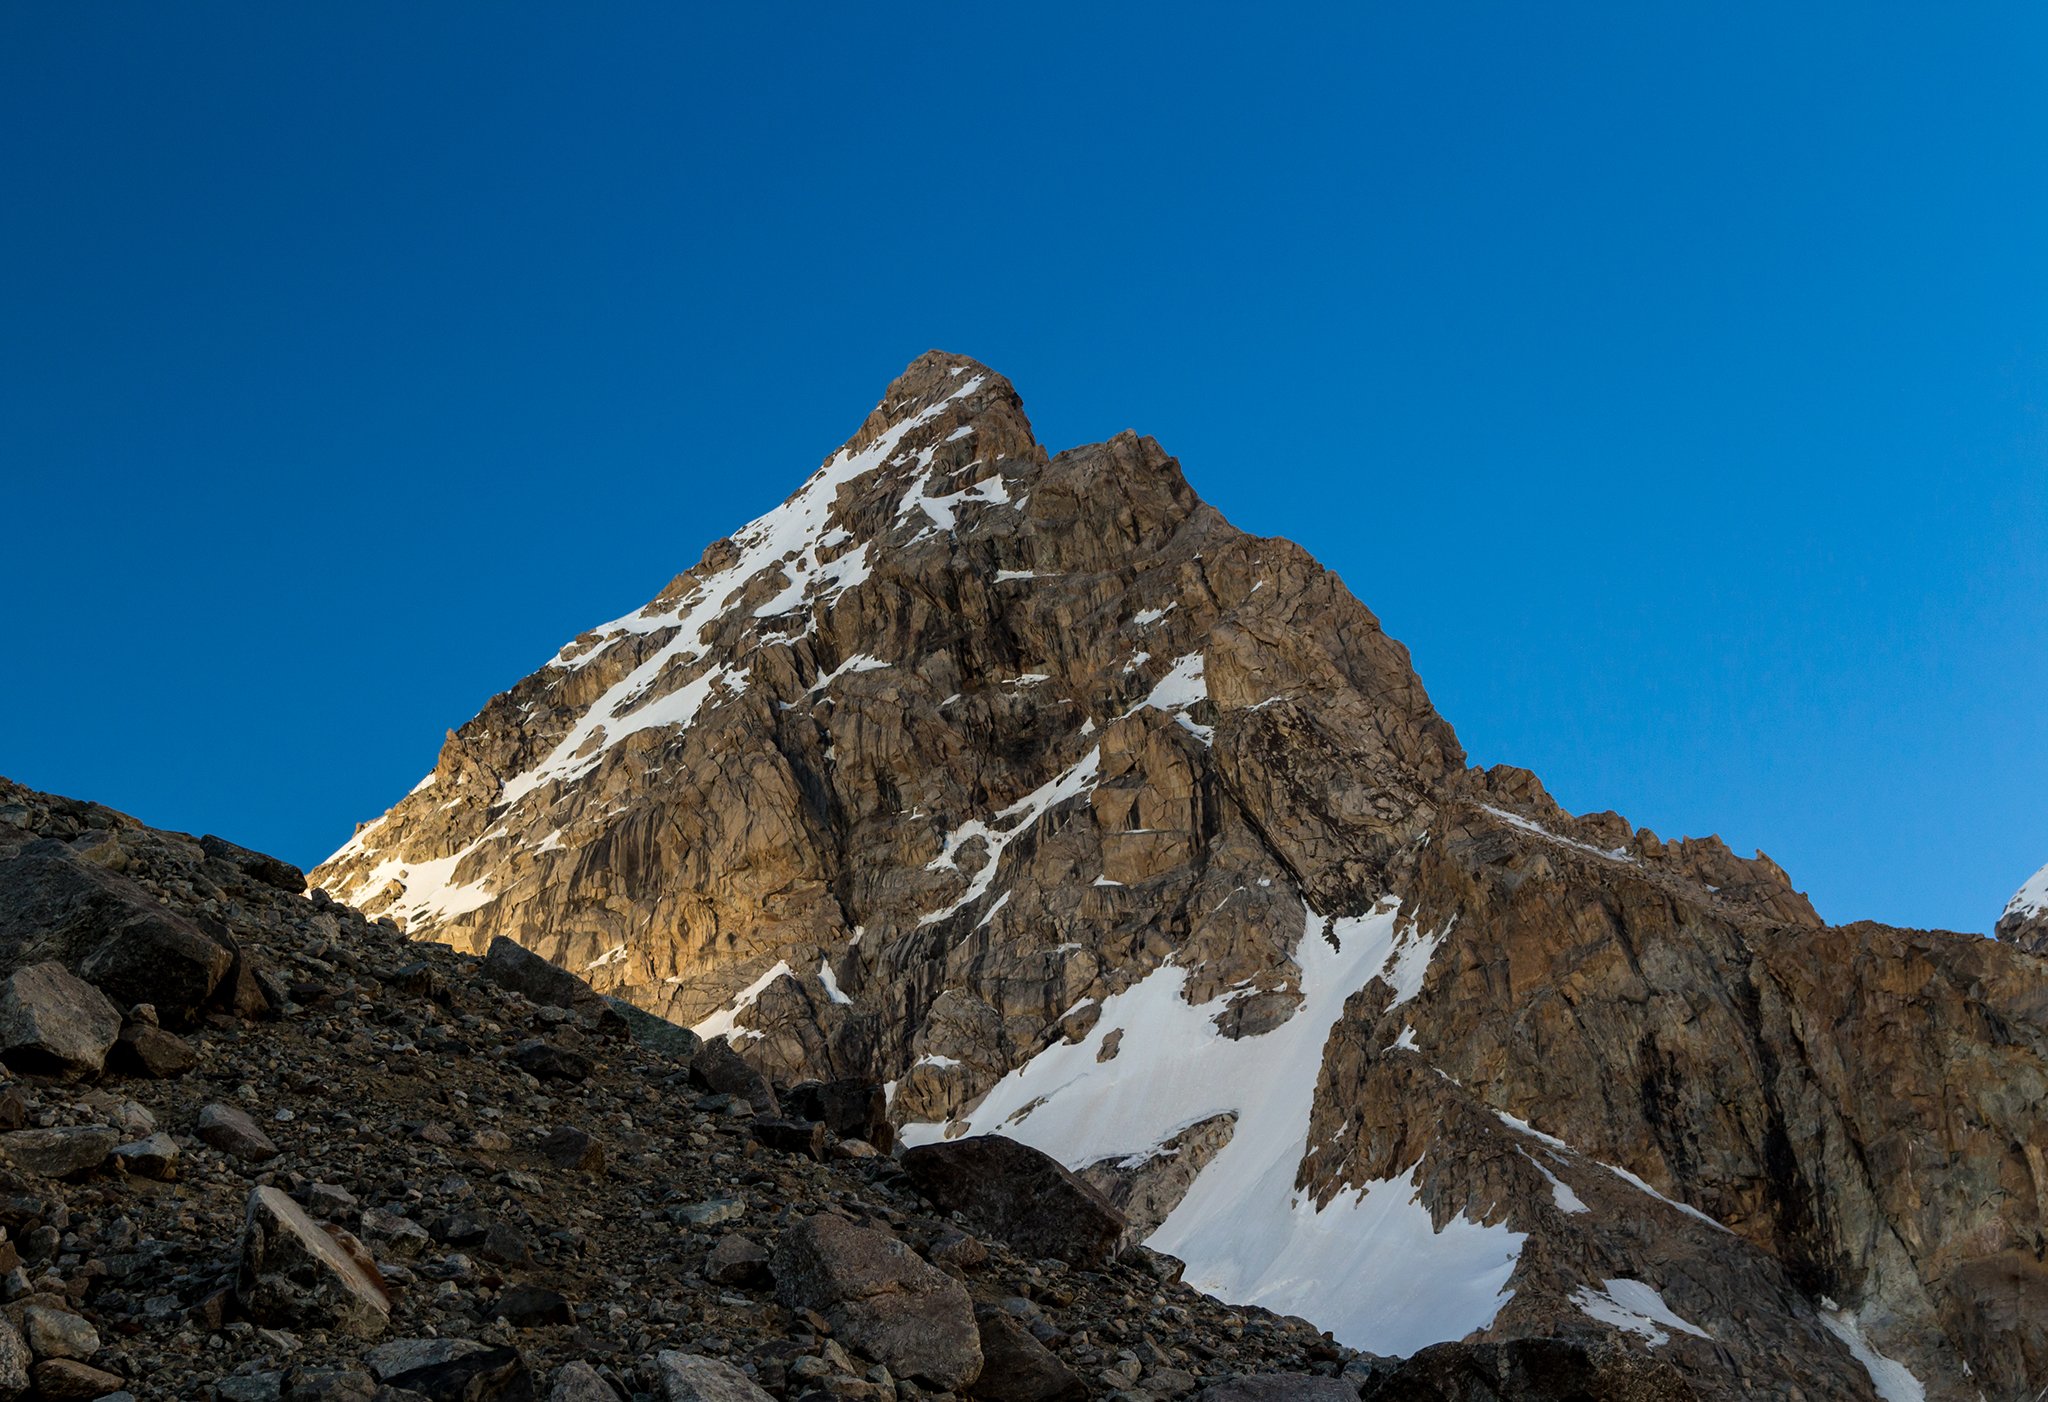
[306,352,2046,1399]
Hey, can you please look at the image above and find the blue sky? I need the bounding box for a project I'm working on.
[3,5,2043,931]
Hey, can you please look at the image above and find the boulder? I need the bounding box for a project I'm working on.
[1354,1338,1699,1401]
[198,833,306,893]
[495,1284,573,1328]
[30,1357,124,1398]
[367,1337,532,1400]
[237,1185,390,1338]
[480,937,595,1010]
[901,1135,1125,1268]
[771,1214,980,1389]
[1196,1378,1361,1402]
[783,1079,892,1151]
[546,1361,617,1402]
[0,1318,25,1397]
[966,1306,1085,1402]
[510,1039,591,1082]
[112,1020,198,1078]
[690,1041,778,1116]
[0,1126,115,1178]
[199,1102,280,1162]
[21,1305,97,1361]
[0,839,234,1024]
[0,962,121,1080]
[110,1131,179,1180]
[539,1126,604,1172]
[651,1352,775,1402]
[704,1234,771,1288]
[749,1117,827,1160]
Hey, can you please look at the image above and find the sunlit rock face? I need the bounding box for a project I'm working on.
[315,352,2048,1401]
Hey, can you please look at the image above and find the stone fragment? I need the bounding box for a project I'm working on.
[966,1306,1084,1402]
[368,1337,533,1400]
[1353,1337,1698,1402]
[198,833,307,893]
[0,962,121,1080]
[480,936,596,1009]
[901,1135,1125,1268]
[690,1041,777,1116]
[237,1185,390,1338]
[112,1019,198,1077]
[110,1131,179,1179]
[496,1283,573,1327]
[772,1214,981,1389]
[783,1079,893,1152]
[651,1352,775,1402]
[511,1039,591,1082]
[0,1126,115,1178]
[21,1303,96,1361]
[0,840,234,1023]
[199,1102,279,1162]
[704,1233,771,1287]
[0,1317,24,1397]
[749,1117,827,1160]
[31,1357,124,1399]
[546,1360,617,1402]
[281,1365,376,1401]
[539,1126,604,1172]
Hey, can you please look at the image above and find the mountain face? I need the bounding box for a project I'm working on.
[1999,863,2048,953]
[312,352,2048,1400]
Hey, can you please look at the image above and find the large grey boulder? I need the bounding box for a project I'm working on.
[198,1102,279,1162]
[690,1040,778,1116]
[651,1353,774,1402]
[0,962,121,1080]
[237,1186,390,1338]
[0,1126,116,1178]
[901,1134,1125,1268]
[771,1214,980,1389]
[0,839,235,1024]
[480,936,595,1010]
[966,1306,1084,1402]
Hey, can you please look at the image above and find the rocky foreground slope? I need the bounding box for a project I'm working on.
[0,775,1483,1401]
[309,353,2048,1400]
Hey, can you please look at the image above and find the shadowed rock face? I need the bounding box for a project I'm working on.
[312,352,2048,1400]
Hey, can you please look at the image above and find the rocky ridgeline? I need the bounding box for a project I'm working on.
[0,775,1640,1402]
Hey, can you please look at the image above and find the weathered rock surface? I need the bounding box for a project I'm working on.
[1356,1337,1699,1401]
[902,1135,1126,1268]
[238,1185,391,1338]
[770,1213,981,1388]
[0,961,121,1080]
[652,1351,776,1402]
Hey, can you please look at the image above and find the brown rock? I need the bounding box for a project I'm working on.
[902,1135,1125,1268]
[237,1185,390,1338]
[771,1214,981,1389]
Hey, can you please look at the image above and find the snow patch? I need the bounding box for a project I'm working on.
[1819,1303,1926,1402]
[900,902,1524,1355]
[818,959,852,1006]
[1480,806,1634,863]
[1572,1278,1709,1346]
[919,747,1102,927]
[2005,860,2048,920]
[692,961,793,1041]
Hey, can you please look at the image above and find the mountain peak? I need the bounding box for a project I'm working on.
[308,357,2048,1399]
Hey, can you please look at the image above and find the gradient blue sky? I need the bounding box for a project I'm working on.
[4,6,2043,931]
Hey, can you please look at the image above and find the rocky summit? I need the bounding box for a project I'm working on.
[302,352,2048,1400]
[4,350,2032,1402]
[1997,862,2048,954]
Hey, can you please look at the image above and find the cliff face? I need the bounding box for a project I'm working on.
[313,352,2048,1400]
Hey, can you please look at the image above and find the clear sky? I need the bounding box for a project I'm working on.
[4,5,2043,932]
